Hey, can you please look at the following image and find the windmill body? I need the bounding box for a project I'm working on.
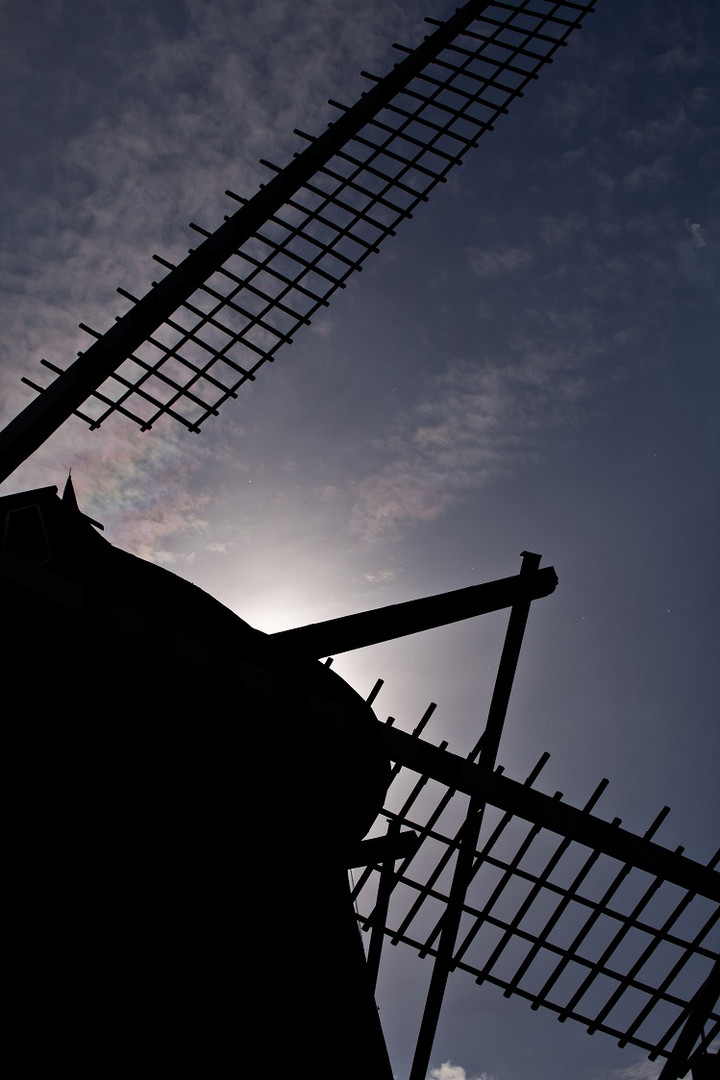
[2,480,393,1073]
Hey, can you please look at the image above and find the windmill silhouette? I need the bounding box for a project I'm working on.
[1,2,717,1078]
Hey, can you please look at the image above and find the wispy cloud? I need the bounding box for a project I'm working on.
[541,76,602,137]
[349,332,595,545]
[539,211,589,249]
[467,245,533,278]
[622,108,697,152]
[653,44,706,74]
[2,0,716,578]
[622,156,674,191]
[607,1060,662,1080]
[363,568,397,584]
[0,1,439,504]
[686,219,707,248]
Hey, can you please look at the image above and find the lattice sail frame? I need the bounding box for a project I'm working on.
[0,0,596,485]
[351,693,719,1078]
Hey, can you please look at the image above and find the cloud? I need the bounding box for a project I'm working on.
[653,44,705,74]
[539,212,589,249]
[541,77,601,137]
[3,0,714,578]
[309,317,334,338]
[608,1060,662,1080]
[348,332,596,545]
[363,569,396,584]
[685,220,707,248]
[429,1062,495,1080]
[431,1065,468,1080]
[467,245,533,278]
[607,1042,720,1080]
[351,460,454,544]
[622,108,694,151]
[4,409,211,564]
[622,156,674,191]
[0,0,437,524]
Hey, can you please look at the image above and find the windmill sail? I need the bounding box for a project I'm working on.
[355,714,719,1076]
[0,0,596,483]
[347,552,719,1080]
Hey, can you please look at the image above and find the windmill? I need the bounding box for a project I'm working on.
[1,2,717,1077]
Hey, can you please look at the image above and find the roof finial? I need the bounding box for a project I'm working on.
[62,469,79,511]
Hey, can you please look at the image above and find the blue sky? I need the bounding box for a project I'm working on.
[1,2,718,1077]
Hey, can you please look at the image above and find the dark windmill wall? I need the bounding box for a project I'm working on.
[2,483,393,1074]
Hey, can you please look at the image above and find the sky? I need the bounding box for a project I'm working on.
[1,1,718,1077]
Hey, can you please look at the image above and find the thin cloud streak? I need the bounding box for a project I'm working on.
[348,331,600,545]
[2,0,715,567]
[467,245,534,278]
[607,1059,663,1080]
